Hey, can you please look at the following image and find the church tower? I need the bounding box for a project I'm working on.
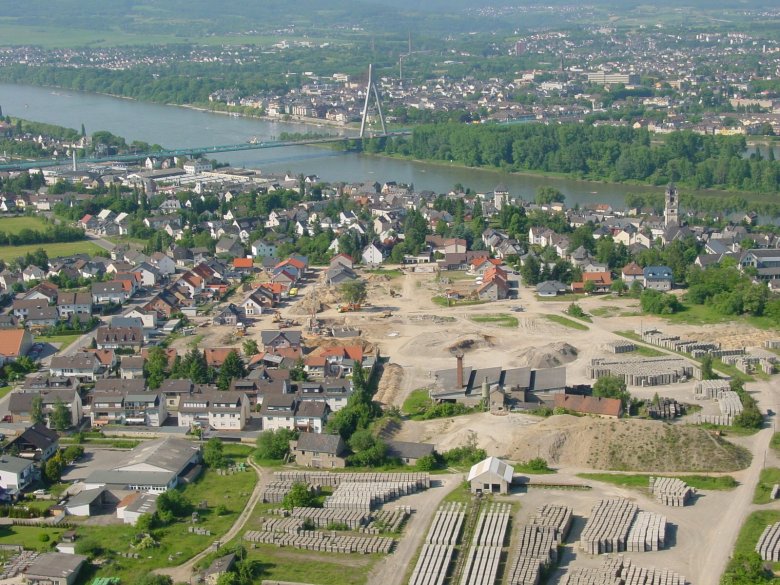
[664,183,679,228]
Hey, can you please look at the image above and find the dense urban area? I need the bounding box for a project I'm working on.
[0,2,779,585]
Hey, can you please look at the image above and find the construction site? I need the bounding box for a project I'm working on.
[166,264,779,585]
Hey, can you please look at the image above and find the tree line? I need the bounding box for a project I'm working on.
[360,123,780,195]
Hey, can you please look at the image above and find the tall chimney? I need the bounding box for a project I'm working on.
[456,353,464,389]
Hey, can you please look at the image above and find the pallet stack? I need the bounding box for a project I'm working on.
[649,477,693,507]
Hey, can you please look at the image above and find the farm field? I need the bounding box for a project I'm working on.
[0,216,48,233]
[0,241,103,262]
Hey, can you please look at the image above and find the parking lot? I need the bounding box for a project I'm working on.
[61,447,124,482]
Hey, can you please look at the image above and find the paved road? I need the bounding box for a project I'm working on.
[86,233,116,251]
[156,456,268,582]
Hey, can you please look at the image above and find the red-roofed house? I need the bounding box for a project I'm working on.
[476,266,509,301]
[553,394,622,418]
[233,257,254,270]
[571,272,613,294]
[621,262,644,285]
[203,348,236,368]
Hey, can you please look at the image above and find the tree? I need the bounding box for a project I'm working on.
[610,278,627,296]
[700,354,716,380]
[44,452,63,484]
[282,481,316,510]
[583,280,596,294]
[255,428,297,461]
[535,186,565,205]
[144,346,169,390]
[242,339,258,356]
[290,357,308,382]
[203,437,226,468]
[51,399,70,431]
[31,395,44,425]
[218,350,246,391]
[62,445,84,463]
[157,489,191,519]
[592,375,630,410]
[340,280,367,305]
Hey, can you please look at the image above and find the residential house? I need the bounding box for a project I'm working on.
[120,356,145,379]
[643,266,674,291]
[49,353,104,382]
[251,239,278,257]
[740,249,780,281]
[362,242,385,266]
[261,330,302,352]
[56,292,93,319]
[24,306,60,328]
[92,282,130,305]
[95,326,144,352]
[571,272,613,294]
[22,265,46,283]
[621,262,644,285]
[385,440,435,465]
[212,304,243,326]
[0,329,33,365]
[8,389,82,428]
[290,432,347,468]
[178,391,250,431]
[476,266,509,301]
[260,395,329,433]
[150,252,176,276]
[23,553,87,585]
[0,455,35,493]
[5,423,59,461]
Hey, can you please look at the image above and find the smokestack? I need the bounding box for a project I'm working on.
[456,353,464,389]
[72,150,76,172]
[482,377,489,400]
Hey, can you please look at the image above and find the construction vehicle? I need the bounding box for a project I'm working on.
[272,311,281,323]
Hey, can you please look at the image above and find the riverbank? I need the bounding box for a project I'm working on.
[178,103,357,132]
[360,150,780,205]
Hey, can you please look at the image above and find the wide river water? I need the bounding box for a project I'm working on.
[0,83,706,207]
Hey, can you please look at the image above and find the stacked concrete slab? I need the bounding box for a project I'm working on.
[286,507,370,530]
[756,522,780,562]
[275,471,430,488]
[244,529,394,554]
[649,477,693,507]
[408,502,465,585]
[581,499,666,555]
[529,504,573,544]
[506,524,559,585]
[765,340,780,350]
[604,341,636,354]
[646,398,684,420]
[694,380,731,399]
[324,481,424,511]
[625,511,666,552]
[587,357,699,387]
[561,557,686,585]
[361,507,411,534]
[458,503,511,585]
[262,481,317,504]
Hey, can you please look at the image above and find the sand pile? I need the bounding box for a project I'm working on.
[289,285,341,315]
[374,363,404,406]
[396,413,751,473]
[447,335,494,354]
[516,342,578,369]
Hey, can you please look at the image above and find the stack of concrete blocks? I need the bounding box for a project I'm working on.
[625,511,667,552]
[765,340,780,350]
[286,507,370,530]
[458,503,511,585]
[646,398,683,420]
[747,347,778,374]
[581,499,666,555]
[756,522,780,562]
[260,517,305,533]
[529,504,573,544]
[244,530,394,554]
[694,380,731,399]
[506,525,558,585]
[694,380,743,426]
[690,348,742,360]
[408,502,465,585]
[262,481,318,504]
[641,329,718,355]
[561,557,686,585]
[324,480,424,512]
[361,507,411,534]
[604,341,636,354]
[649,477,694,507]
[721,354,758,374]
[587,357,699,387]
[275,471,430,489]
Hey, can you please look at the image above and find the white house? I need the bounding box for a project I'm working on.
[0,455,35,492]
[251,239,278,257]
[361,242,384,266]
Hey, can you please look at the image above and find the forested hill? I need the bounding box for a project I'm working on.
[362,123,780,195]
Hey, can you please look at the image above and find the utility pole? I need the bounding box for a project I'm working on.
[359,64,387,138]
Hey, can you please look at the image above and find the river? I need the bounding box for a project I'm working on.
[0,83,688,207]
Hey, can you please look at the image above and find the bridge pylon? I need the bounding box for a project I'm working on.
[359,64,387,139]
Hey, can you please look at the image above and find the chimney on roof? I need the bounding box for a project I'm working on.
[456,353,464,389]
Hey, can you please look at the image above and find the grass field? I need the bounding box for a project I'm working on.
[772,433,780,454]
[543,314,589,331]
[0,216,48,234]
[0,386,12,400]
[662,302,779,331]
[729,510,780,569]
[402,388,431,416]
[431,296,487,308]
[753,468,780,505]
[0,241,103,262]
[630,345,666,357]
[469,313,518,328]
[245,545,379,585]
[577,472,739,491]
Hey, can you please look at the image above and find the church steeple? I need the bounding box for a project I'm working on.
[664,183,679,228]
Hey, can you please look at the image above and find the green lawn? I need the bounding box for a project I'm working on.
[662,302,779,331]
[469,313,519,328]
[0,385,12,400]
[0,241,103,262]
[37,333,83,350]
[536,293,586,302]
[543,314,589,331]
[431,296,487,308]
[513,461,556,475]
[0,216,48,234]
[0,465,257,583]
[730,510,780,565]
[402,388,431,416]
[246,545,379,585]
[772,433,780,454]
[577,472,738,491]
[365,268,403,278]
[591,306,619,318]
[630,345,667,357]
[753,468,780,505]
